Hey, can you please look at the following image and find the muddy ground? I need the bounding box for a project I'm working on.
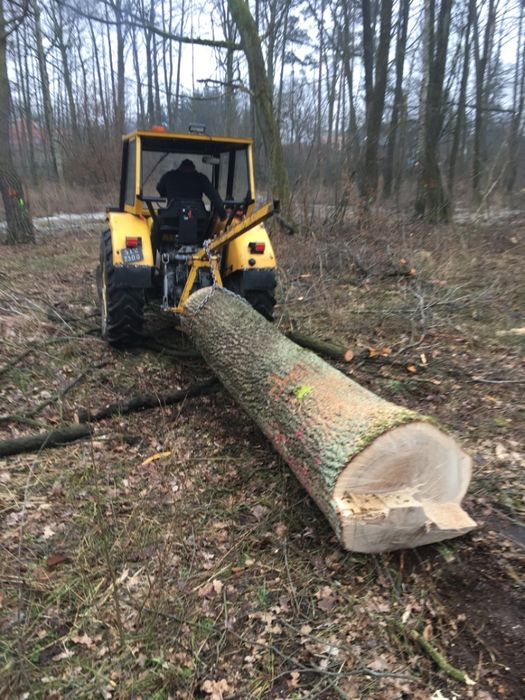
[0,212,523,699]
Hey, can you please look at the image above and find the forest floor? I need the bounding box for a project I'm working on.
[0,211,523,700]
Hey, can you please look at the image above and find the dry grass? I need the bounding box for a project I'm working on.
[0,214,523,699]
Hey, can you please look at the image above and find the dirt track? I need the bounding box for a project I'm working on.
[0,216,523,699]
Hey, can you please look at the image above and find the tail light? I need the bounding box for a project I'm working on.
[126,236,141,248]
[249,242,266,254]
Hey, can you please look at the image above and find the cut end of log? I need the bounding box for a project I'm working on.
[333,421,476,552]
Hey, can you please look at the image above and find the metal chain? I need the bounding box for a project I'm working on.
[190,238,251,315]
[190,238,218,315]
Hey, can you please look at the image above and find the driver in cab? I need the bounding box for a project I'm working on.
[156,159,227,221]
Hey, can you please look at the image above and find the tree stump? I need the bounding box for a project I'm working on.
[184,288,475,553]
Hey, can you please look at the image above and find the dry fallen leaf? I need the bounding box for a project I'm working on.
[46,553,70,569]
[42,526,56,540]
[52,646,75,661]
[274,522,288,538]
[198,582,214,598]
[201,678,230,699]
[316,585,337,612]
[251,504,267,521]
[287,671,301,688]
[142,451,172,466]
[368,346,391,358]
[71,633,94,648]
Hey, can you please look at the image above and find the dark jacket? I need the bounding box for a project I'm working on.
[157,169,226,219]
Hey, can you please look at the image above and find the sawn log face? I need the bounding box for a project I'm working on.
[184,288,475,552]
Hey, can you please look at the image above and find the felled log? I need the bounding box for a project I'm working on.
[286,331,354,363]
[184,288,475,553]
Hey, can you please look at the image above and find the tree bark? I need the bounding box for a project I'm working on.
[414,0,452,223]
[472,0,496,203]
[227,0,290,205]
[184,289,475,553]
[504,0,525,195]
[31,0,60,179]
[383,0,410,199]
[0,0,35,244]
[447,0,473,198]
[358,0,394,207]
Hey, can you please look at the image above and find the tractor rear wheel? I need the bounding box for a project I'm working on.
[97,229,144,346]
[223,273,275,321]
[243,289,276,321]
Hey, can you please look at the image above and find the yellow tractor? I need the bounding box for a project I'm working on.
[97,125,278,345]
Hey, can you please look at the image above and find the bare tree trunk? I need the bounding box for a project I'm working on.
[89,19,109,133]
[114,0,126,133]
[15,22,36,180]
[50,4,78,139]
[414,0,452,223]
[76,39,90,129]
[316,0,326,171]
[383,0,410,199]
[504,0,525,195]
[227,0,290,205]
[276,5,289,126]
[447,0,474,199]
[131,24,146,126]
[472,0,496,203]
[358,0,394,207]
[174,0,185,123]
[0,0,34,243]
[161,0,173,126]
[31,0,59,179]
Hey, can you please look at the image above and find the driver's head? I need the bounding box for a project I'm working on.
[178,159,196,173]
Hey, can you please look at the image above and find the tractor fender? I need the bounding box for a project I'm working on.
[222,223,276,276]
[107,211,155,268]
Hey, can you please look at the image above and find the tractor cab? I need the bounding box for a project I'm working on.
[97,126,278,346]
[120,127,255,240]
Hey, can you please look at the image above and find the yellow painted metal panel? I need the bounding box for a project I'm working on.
[223,224,276,275]
[107,212,154,267]
[122,129,254,146]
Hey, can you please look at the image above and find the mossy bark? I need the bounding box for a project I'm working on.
[184,289,474,552]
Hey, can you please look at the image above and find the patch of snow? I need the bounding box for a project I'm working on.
[0,211,105,233]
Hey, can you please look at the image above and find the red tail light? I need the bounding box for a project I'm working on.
[126,237,141,248]
[249,242,266,254]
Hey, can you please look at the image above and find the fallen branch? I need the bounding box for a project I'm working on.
[471,377,525,385]
[0,347,33,377]
[287,331,426,373]
[397,624,474,685]
[0,336,94,377]
[286,331,354,363]
[0,425,92,457]
[0,379,220,457]
[75,378,219,422]
[136,338,201,359]
[0,362,108,426]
